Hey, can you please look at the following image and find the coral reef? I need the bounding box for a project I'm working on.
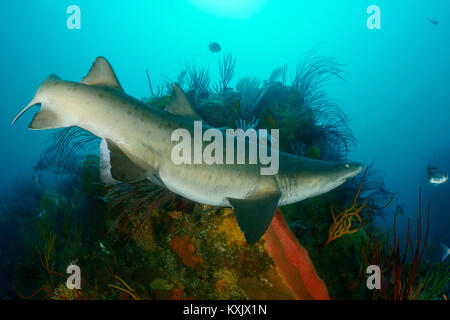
[215,53,237,93]
[0,50,446,300]
[362,187,448,300]
[186,59,211,99]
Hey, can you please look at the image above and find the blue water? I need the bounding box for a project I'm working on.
[1,1,449,255]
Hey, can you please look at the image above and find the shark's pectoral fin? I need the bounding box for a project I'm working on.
[81,57,124,91]
[227,193,281,244]
[165,83,202,120]
[99,138,148,184]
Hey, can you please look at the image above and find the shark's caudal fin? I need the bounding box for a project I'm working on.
[441,243,449,262]
[12,57,123,130]
[227,193,281,244]
[11,74,69,129]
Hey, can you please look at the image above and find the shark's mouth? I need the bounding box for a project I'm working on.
[346,163,364,179]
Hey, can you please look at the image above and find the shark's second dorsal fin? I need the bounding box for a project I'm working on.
[165,83,202,120]
[81,57,123,91]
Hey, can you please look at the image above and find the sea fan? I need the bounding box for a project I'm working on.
[36,127,99,175]
[236,77,267,118]
[293,49,356,160]
[218,53,237,92]
[186,58,211,99]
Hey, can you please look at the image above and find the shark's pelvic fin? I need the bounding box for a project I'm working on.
[227,193,281,244]
[100,138,148,183]
[81,57,124,91]
[165,83,202,120]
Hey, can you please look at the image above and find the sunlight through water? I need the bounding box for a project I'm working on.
[188,0,268,19]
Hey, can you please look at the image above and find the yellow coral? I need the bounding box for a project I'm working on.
[215,208,246,244]
[108,275,140,300]
[52,283,78,300]
[133,217,157,251]
[323,168,394,246]
[168,211,184,220]
[214,268,240,298]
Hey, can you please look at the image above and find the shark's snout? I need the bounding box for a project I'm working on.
[344,162,364,179]
[333,161,364,185]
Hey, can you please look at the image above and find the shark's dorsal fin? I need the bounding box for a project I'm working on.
[100,138,148,183]
[227,192,281,244]
[165,83,201,120]
[81,57,124,91]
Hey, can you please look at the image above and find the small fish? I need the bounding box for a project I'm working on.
[208,42,221,53]
[393,204,404,217]
[427,18,439,26]
[99,242,113,255]
[426,163,448,185]
[37,209,46,219]
[441,243,449,262]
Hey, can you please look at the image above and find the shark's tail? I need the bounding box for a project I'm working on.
[11,74,69,130]
[11,95,40,126]
[441,243,449,262]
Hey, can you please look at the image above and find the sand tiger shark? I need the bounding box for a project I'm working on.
[12,57,363,243]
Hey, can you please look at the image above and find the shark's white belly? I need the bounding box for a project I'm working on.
[159,172,231,207]
[158,163,256,207]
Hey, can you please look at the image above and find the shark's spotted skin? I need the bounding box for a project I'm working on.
[12,57,363,244]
